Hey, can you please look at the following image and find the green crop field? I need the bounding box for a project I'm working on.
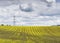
[0,26,60,43]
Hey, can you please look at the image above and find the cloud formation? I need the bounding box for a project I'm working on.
[0,0,60,26]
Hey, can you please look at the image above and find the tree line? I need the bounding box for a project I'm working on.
[0,24,11,26]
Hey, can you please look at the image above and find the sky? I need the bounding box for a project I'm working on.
[0,0,60,26]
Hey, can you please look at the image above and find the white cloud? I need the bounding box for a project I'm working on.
[0,0,60,26]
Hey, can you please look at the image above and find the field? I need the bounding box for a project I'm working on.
[0,26,60,43]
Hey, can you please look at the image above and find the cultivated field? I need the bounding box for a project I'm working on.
[0,26,60,43]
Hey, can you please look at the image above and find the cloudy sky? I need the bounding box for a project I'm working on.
[0,0,60,26]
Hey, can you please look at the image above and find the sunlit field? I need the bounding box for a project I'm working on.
[0,26,60,43]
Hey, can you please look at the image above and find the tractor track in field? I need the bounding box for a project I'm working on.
[0,28,60,43]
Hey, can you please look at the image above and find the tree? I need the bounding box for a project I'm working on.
[1,24,4,26]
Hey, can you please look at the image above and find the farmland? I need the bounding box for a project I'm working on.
[0,26,60,43]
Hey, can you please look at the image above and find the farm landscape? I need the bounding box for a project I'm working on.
[0,26,60,43]
[0,0,60,43]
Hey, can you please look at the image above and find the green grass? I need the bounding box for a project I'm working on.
[0,26,60,43]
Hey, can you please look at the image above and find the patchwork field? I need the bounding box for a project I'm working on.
[0,26,60,43]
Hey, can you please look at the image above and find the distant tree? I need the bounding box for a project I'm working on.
[6,24,11,26]
[57,25,60,26]
[6,24,9,26]
[1,24,4,26]
[52,25,60,26]
[9,25,11,26]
